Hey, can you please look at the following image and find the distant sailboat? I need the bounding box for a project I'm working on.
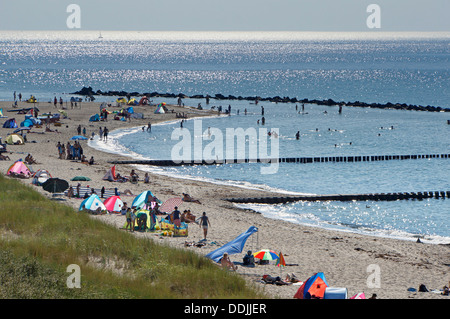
[98,31,103,39]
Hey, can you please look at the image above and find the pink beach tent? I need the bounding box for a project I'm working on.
[6,160,33,177]
[350,292,366,299]
[103,195,124,213]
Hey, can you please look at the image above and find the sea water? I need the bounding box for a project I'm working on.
[1,31,449,243]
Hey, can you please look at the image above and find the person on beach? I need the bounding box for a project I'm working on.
[172,206,181,229]
[125,208,133,231]
[67,186,74,198]
[198,212,210,240]
[220,253,237,271]
[130,209,137,231]
[243,250,255,267]
[103,127,108,141]
[182,193,201,204]
[99,127,103,140]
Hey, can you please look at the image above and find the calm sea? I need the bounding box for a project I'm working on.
[1,31,449,243]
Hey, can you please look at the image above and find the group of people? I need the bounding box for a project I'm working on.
[99,127,109,141]
[56,141,94,164]
[124,203,161,233]
[53,96,64,108]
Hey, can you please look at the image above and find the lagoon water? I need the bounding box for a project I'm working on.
[1,31,449,243]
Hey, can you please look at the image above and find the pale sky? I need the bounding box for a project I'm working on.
[0,0,448,31]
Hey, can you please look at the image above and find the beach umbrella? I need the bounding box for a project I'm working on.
[276,252,286,267]
[159,197,183,213]
[103,195,124,213]
[42,178,69,193]
[253,249,279,261]
[71,176,91,181]
[71,135,88,140]
[13,127,31,134]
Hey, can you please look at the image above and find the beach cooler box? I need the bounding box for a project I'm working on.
[323,287,348,299]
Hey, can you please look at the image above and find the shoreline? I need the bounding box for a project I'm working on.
[0,100,449,299]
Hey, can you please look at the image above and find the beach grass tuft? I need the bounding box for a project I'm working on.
[0,174,266,299]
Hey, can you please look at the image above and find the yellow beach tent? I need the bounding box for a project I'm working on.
[5,133,25,145]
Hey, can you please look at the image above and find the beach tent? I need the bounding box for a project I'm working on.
[127,99,137,106]
[0,108,7,118]
[89,114,100,122]
[6,160,33,177]
[139,96,148,105]
[3,118,18,128]
[154,104,165,114]
[205,226,258,263]
[116,98,127,104]
[122,209,161,231]
[79,194,107,212]
[5,134,25,145]
[294,272,329,299]
[24,116,41,125]
[20,118,34,127]
[131,190,161,209]
[32,169,52,186]
[26,95,37,103]
[350,292,366,299]
[103,196,124,213]
[102,165,116,181]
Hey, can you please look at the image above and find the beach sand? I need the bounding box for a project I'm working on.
[0,99,449,299]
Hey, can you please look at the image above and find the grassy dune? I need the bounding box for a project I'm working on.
[0,174,265,299]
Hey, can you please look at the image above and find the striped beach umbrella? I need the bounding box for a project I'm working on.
[253,249,279,261]
[159,197,183,213]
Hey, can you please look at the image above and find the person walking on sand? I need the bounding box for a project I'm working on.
[198,212,210,240]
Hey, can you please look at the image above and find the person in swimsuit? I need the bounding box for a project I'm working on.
[198,212,210,240]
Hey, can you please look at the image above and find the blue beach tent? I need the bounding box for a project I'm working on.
[3,118,18,128]
[205,226,258,262]
[132,190,161,209]
[89,114,100,122]
[79,194,107,212]
[20,118,34,127]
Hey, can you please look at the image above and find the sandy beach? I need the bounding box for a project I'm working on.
[0,99,449,299]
